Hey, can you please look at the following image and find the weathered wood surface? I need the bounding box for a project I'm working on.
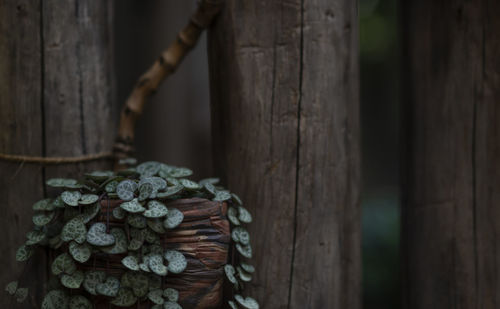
[0,1,114,307]
[208,0,360,307]
[402,1,500,308]
[92,198,230,309]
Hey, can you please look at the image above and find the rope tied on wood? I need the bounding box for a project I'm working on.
[0,151,114,165]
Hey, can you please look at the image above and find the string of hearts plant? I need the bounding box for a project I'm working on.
[5,159,258,309]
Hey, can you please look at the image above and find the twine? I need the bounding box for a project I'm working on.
[0,151,114,165]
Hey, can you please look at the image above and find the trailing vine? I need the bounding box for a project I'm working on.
[5,160,259,309]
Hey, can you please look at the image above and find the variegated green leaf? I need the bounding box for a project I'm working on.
[163,208,183,229]
[51,253,76,275]
[86,223,115,246]
[164,250,187,274]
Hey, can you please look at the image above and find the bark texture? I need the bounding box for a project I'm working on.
[0,0,114,307]
[402,1,500,308]
[208,0,360,307]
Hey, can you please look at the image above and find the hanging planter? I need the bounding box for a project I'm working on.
[3,0,259,308]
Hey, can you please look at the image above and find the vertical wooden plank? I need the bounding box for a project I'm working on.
[291,0,360,307]
[43,0,115,178]
[0,1,44,307]
[402,0,500,307]
[0,0,115,307]
[208,0,360,307]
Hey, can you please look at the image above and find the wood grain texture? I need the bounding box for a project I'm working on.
[91,198,230,309]
[402,1,500,308]
[0,1,114,307]
[208,0,360,307]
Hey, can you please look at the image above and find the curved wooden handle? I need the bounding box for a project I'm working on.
[113,0,225,164]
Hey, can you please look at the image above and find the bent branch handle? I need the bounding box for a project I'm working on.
[113,0,224,166]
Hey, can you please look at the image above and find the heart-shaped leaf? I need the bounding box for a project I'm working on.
[224,264,238,286]
[148,289,164,305]
[61,191,82,207]
[33,211,55,226]
[113,207,126,220]
[33,199,54,211]
[83,271,106,295]
[46,178,78,188]
[96,276,120,297]
[69,295,92,309]
[200,178,220,186]
[164,250,187,274]
[144,200,168,218]
[127,214,147,228]
[69,241,91,263]
[5,281,18,295]
[87,223,115,246]
[120,198,145,213]
[227,207,241,226]
[16,244,34,261]
[121,256,140,271]
[85,170,113,182]
[105,180,119,193]
[14,287,28,303]
[139,256,151,272]
[138,182,154,201]
[163,301,182,309]
[203,183,217,196]
[61,218,87,244]
[136,161,161,176]
[156,185,183,198]
[235,295,260,309]
[140,177,167,191]
[51,253,76,275]
[41,290,69,309]
[147,218,166,234]
[163,288,179,302]
[61,270,84,289]
[231,227,250,245]
[237,266,252,282]
[163,208,183,229]
[238,206,252,223]
[213,190,231,202]
[148,254,167,276]
[168,166,193,178]
[240,262,255,273]
[79,194,98,205]
[236,243,253,258]
[179,178,201,190]
[116,180,138,201]
[26,230,46,245]
[101,228,128,254]
[110,287,137,307]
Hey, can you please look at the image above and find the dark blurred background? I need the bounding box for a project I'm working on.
[115,1,401,308]
[360,0,400,308]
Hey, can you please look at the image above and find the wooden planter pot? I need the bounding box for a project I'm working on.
[87,198,230,309]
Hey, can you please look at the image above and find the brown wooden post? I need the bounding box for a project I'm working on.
[401,1,500,307]
[208,0,360,307]
[0,0,114,307]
